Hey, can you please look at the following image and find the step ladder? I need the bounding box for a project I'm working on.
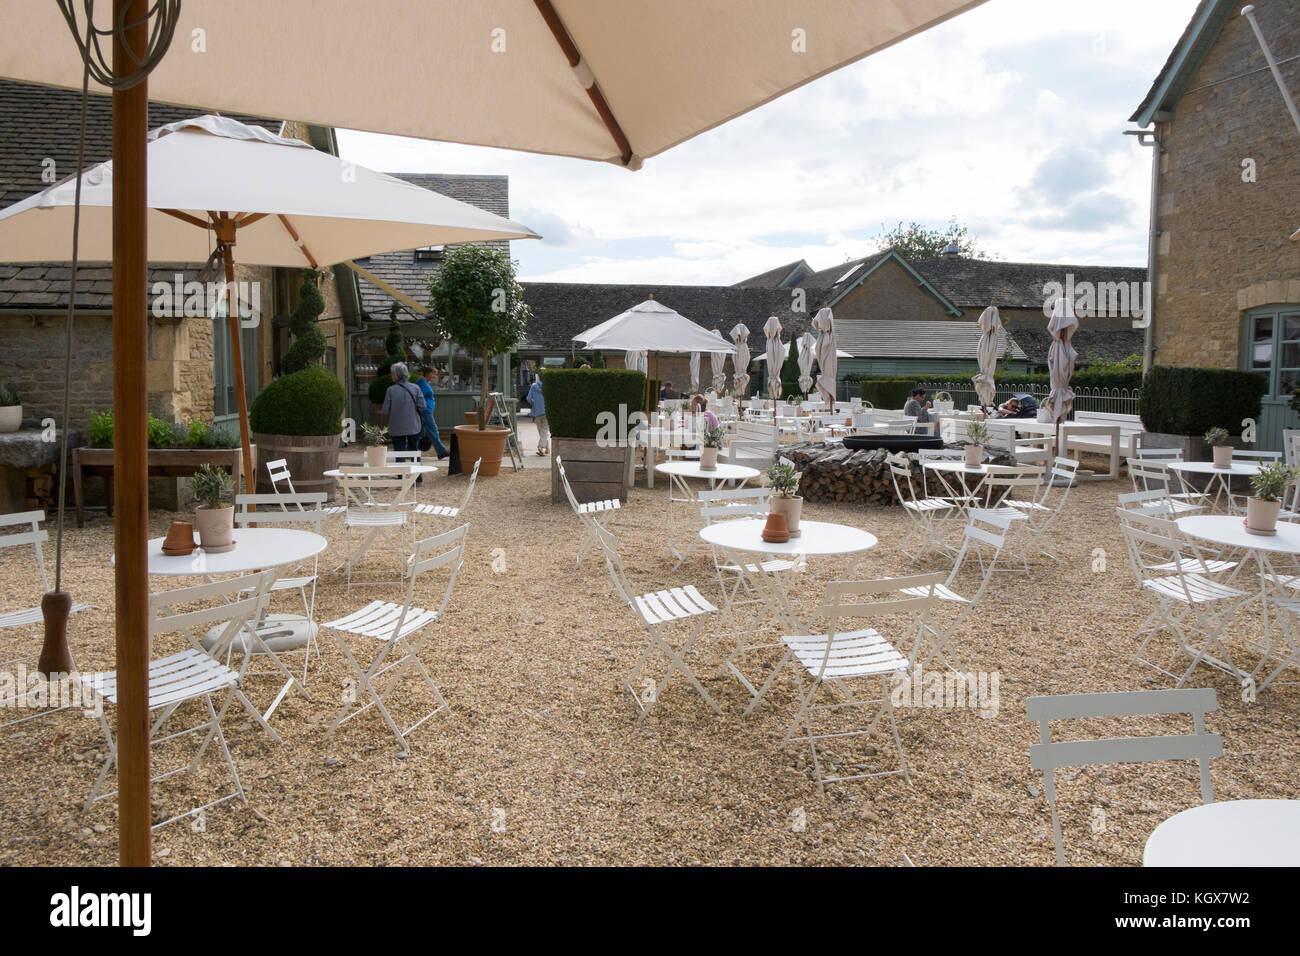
[487,391,524,472]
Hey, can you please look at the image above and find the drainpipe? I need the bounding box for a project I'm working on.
[1126,127,1161,373]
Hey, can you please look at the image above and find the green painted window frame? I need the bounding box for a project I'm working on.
[1244,304,1300,399]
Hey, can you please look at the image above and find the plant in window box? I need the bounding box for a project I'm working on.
[964,418,992,468]
[700,422,727,471]
[1204,426,1232,470]
[360,423,389,467]
[1246,461,1298,534]
[764,460,803,535]
[192,464,236,552]
[0,384,22,433]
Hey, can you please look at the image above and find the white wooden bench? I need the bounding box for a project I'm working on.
[1060,411,1143,480]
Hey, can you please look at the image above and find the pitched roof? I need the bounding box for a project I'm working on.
[795,250,892,296]
[911,256,1148,310]
[1003,317,1146,366]
[1130,0,1234,126]
[352,174,510,315]
[835,319,1028,362]
[733,259,811,288]
[520,282,809,352]
[0,78,282,311]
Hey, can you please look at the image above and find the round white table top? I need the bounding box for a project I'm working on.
[699,518,877,556]
[1176,514,1300,553]
[145,527,328,576]
[1144,799,1300,867]
[655,461,759,481]
[923,460,991,475]
[1168,460,1261,476]
[324,464,437,478]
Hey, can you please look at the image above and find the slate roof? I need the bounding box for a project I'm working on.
[796,251,892,298]
[520,282,810,352]
[352,174,511,315]
[0,78,282,311]
[1130,0,1233,125]
[1002,317,1147,366]
[733,259,811,289]
[835,319,1028,362]
[911,256,1149,311]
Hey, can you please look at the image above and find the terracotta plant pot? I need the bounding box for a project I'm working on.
[965,444,984,468]
[700,446,719,470]
[1213,445,1233,469]
[464,410,483,426]
[454,425,510,477]
[770,494,803,536]
[195,505,235,552]
[761,511,789,543]
[1246,496,1281,533]
[366,444,387,468]
[0,405,20,433]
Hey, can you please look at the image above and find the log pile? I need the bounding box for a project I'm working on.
[780,441,1013,506]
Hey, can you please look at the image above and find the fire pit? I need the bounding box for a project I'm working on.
[842,435,945,453]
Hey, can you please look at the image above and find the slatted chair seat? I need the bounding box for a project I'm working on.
[718,557,799,576]
[1141,573,1249,604]
[80,648,239,710]
[897,581,967,602]
[578,498,621,516]
[413,503,460,518]
[633,586,716,625]
[346,508,408,527]
[784,627,908,680]
[1,602,90,629]
[902,497,953,514]
[1153,558,1237,575]
[324,600,441,641]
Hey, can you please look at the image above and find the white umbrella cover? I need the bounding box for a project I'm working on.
[624,350,647,374]
[1044,298,1079,423]
[730,323,751,398]
[972,305,1002,408]
[575,298,732,353]
[796,331,817,394]
[709,351,728,395]
[813,307,839,409]
[689,352,701,394]
[763,315,784,400]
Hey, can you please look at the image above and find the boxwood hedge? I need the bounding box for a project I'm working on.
[249,366,347,436]
[542,368,646,440]
[1139,366,1266,436]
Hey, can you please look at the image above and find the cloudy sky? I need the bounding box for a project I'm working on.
[337,0,1200,285]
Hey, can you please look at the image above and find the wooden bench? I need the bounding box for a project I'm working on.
[1061,411,1143,480]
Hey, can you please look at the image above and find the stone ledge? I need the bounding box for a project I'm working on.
[0,428,85,469]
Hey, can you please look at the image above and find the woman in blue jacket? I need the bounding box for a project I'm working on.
[416,365,449,459]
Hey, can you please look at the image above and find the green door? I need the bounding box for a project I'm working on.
[1244,306,1300,452]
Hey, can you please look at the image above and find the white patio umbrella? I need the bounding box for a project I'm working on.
[709,351,728,395]
[689,352,701,394]
[624,350,648,374]
[1044,297,1079,423]
[812,307,839,410]
[730,324,751,398]
[763,315,785,402]
[796,332,817,395]
[972,305,1002,409]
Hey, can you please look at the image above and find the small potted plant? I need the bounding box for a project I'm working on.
[700,422,726,471]
[0,384,21,433]
[1205,427,1232,470]
[360,423,389,468]
[765,460,803,536]
[192,464,236,552]
[965,419,992,468]
[1245,461,1298,534]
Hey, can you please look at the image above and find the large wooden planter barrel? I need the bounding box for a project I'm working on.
[252,433,340,496]
[551,438,633,504]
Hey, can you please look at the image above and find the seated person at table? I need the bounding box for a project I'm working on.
[660,381,679,401]
[690,393,719,428]
[903,387,931,424]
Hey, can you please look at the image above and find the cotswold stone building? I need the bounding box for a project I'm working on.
[1131,0,1300,448]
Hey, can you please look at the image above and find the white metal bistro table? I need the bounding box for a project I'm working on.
[142,527,329,736]
[1176,515,1300,693]
[656,460,760,562]
[698,518,878,713]
[1168,460,1260,513]
[921,459,997,520]
[323,464,437,480]
[1144,799,1300,866]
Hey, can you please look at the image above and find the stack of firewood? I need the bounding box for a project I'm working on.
[779,441,1012,506]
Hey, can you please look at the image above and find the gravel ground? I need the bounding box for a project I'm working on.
[1,459,1297,867]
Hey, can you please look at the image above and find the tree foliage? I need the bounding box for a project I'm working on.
[874,216,990,261]
[279,269,327,374]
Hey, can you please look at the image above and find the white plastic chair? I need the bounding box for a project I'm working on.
[556,454,621,568]
[325,524,468,755]
[414,457,480,521]
[78,571,275,829]
[1026,688,1220,865]
[591,521,721,719]
[782,573,944,794]
[265,458,345,515]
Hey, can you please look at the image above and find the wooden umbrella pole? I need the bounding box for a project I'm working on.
[221,237,256,498]
[112,0,152,867]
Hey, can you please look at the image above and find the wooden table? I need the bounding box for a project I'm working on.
[73,445,254,527]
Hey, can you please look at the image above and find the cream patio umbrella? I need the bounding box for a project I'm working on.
[625,350,648,375]
[709,350,728,395]
[2,0,987,867]
[763,315,785,402]
[812,307,839,410]
[796,332,817,395]
[972,305,1002,409]
[730,323,752,398]
[689,352,701,394]
[1044,297,1079,424]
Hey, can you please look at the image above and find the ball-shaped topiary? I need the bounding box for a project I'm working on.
[280,270,328,375]
[250,366,346,436]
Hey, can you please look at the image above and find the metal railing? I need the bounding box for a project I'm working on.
[912,382,1142,416]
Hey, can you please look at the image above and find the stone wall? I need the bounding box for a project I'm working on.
[1153,4,1300,369]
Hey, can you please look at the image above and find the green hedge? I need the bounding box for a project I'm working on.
[249,366,347,436]
[542,368,646,440]
[859,378,917,408]
[1139,366,1266,436]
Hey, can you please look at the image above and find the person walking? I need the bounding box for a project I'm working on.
[525,374,549,456]
[416,364,449,459]
[382,362,427,482]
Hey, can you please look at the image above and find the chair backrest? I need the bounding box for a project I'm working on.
[0,510,49,592]
[1026,687,1221,865]
[337,447,367,467]
[1232,450,1282,463]
[402,523,470,623]
[886,418,916,435]
[590,520,636,610]
[980,465,1043,508]
[265,457,296,496]
[1135,447,1183,463]
[885,452,924,506]
[388,449,424,465]
[235,492,328,531]
[149,571,275,651]
[950,509,1013,595]
[697,486,771,523]
[555,455,583,517]
[815,573,945,680]
[1126,457,1178,496]
[1029,457,1080,513]
[457,457,482,513]
[1117,488,1177,518]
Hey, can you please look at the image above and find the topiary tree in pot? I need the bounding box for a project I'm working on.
[428,244,531,477]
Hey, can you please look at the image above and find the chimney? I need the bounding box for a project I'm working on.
[941,242,960,259]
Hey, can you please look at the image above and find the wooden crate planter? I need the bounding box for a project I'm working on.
[72,445,255,527]
[551,438,632,504]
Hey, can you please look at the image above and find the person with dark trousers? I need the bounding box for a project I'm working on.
[416,364,449,459]
[382,361,427,483]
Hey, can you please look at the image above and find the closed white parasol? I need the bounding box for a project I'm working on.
[812,307,838,410]
[731,324,751,398]
[1044,297,1079,423]
[797,331,817,395]
[972,305,1002,409]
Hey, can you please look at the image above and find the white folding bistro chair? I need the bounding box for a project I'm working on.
[1115,494,1237,583]
[972,465,1047,573]
[591,522,721,719]
[1116,508,1249,685]
[1129,457,1209,514]
[1026,688,1221,866]
[414,457,480,521]
[556,454,621,568]
[265,457,345,515]
[325,524,468,755]
[335,467,418,588]
[78,571,275,829]
[886,452,956,562]
[1000,457,1080,563]
[781,573,944,795]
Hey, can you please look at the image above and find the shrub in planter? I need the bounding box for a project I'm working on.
[1140,366,1266,436]
[542,368,647,440]
[249,365,347,493]
[0,384,21,432]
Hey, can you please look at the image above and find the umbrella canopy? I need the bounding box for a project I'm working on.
[796,331,817,394]
[574,298,733,353]
[624,350,648,374]
[689,352,701,394]
[0,0,987,169]
[730,323,751,397]
[812,307,838,409]
[972,305,1002,408]
[763,315,784,400]
[709,351,728,395]
[1044,298,1079,423]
